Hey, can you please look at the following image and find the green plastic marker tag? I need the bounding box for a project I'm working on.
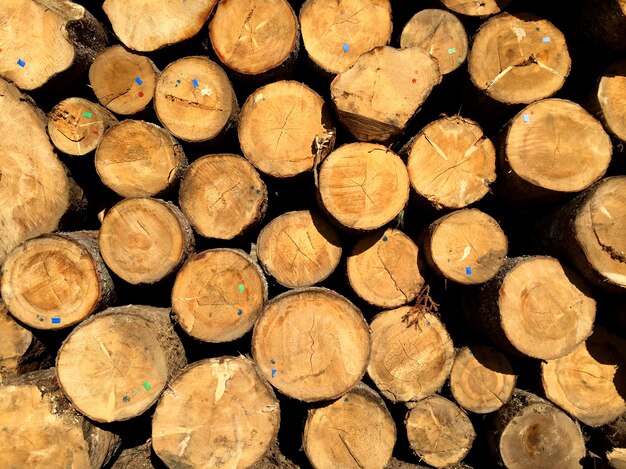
[238,284,245,293]
[82,111,92,118]
[142,381,152,391]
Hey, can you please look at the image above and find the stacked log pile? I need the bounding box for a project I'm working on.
[0,0,625,468]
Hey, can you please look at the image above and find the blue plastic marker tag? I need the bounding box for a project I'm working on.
[271,369,277,378]
[17,59,25,67]
[523,114,530,123]
[342,43,349,52]
[51,317,61,324]
[465,266,472,275]
[191,78,199,88]
[542,37,551,43]
[135,76,143,85]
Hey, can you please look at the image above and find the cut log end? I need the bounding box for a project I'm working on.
[439,0,511,17]
[597,59,626,142]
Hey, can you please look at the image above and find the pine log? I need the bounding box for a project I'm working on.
[589,59,626,142]
[47,97,118,156]
[172,248,268,343]
[238,80,335,178]
[468,13,571,104]
[99,198,194,285]
[423,209,508,285]
[497,99,612,202]
[487,389,586,468]
[152,356,280,468]
[252,288,370,402]
[318,143,410,231]
[95,120,187,198]
[367,306,455,403]
[111,440,154,469]
[154,56,239,143]
[103,0,218,52]
[209,0,299,78]
[178,153,268,240]
[347,228,424,308]
[406,116,496,209]
[466,256,596,360]
[400,9,468,75]
[449,345,516,414]
[330,46,441,143]
[89,45,160,115]
[256,210,342,288]
[1,231,114,329]
[0,368,120,467]
[56,305,187,423]
[405,395,476,468]
[0,299,51,382]
[0,0,107,90]
[540,176,626,291]
[580,0,626,53]
[0,77,83,265]
[601,413,626,468]
[541,326,626,427]
[439,0,511,17]
[303,382,396,469]
[299,0,393,75]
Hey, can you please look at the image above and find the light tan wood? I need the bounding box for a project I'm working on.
[424,209,508,284]
[95,120,187,198]
[318,143,410,231]
[400,9,468,75]
[608,448,626,469]
[99,198,194,285]
[103,0,218,52]
[0,0,107,90]
[89,45,159,115]
[488,390,586,469]
[252,288,370,402]
[0,369,120,468]
[602,414,626,469]
[152,356,280,469]
[449,345,516,414]
[48,98,117,156]
[367,306,454,403]
[154,56,238,143]
[1,231,114,330]
[405,395,475,468]
[238,80,335,178]
[209,0,299,76]
[468,13,571,104]
[407,116,496,209]
[499,99,611,199]
[172,248,268,343]
[256,210,342,288]
[541,327,626,427]
[303,382,396,469]
[179,154,267,240]
[56,305,186,423]
[331,46,441,142]
[595,59,626,141]
[347,228,424,308]
[439,0,511,17]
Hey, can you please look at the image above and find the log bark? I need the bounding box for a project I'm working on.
[367,305,455,403]
[347,228,424,308]
[331,46,441,143]
[179,153,268,240]
[497,99,612,202]
[405,395,475,468]
[56,305,187,423]
[0,368,120,468]
[580,0,626,53]
[152,356,280,468]
[423,209,508,285]
[89,45,160,115]
[256,210,342,288]
[95,120,187,198]
[449,345,516,414]
[400,9,468,75]
[439,0,511,17]
[468,13,571,104]
[406,116,496,210]
[0,0,107,90]
[154,56,239,143]
[1,231,114,329]
[103,0,218,52]
[238,80,335,178]
[318,143,410,231]
[487,389,586,469]
[172,248,268,343]
[111,440,154,469]
[252,287,370,402]
[465,256,596,360]
[47,97,118,156]
[299,0,393,75]
[588,59,626,142]
[209,0,299,79]
[99,198,194,285]
[303,382,396,469]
